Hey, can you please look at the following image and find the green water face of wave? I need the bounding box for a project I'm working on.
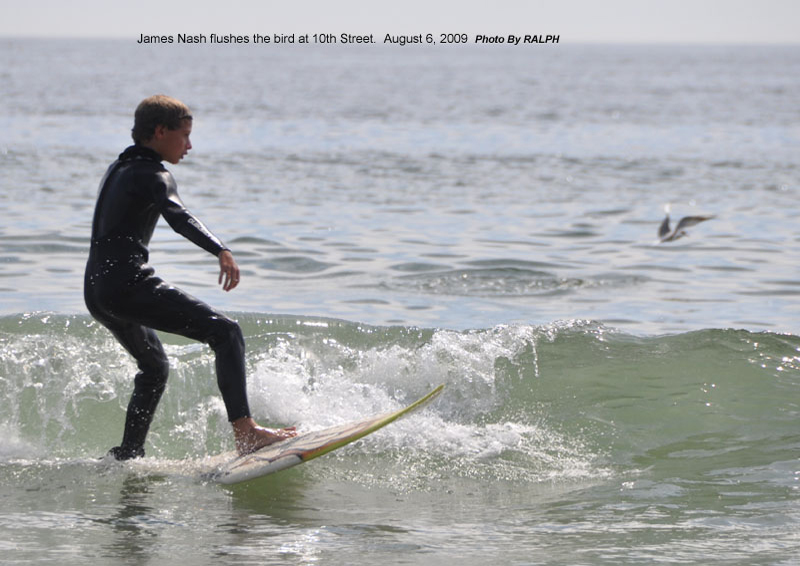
[1,313,798,487]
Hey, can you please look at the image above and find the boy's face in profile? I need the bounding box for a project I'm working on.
[149,119,193,164]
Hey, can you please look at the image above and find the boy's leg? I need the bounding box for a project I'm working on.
[100,276,295,457]
[106,322,170,459]
[119,278,252,422]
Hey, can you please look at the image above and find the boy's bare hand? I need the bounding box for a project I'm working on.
[218,250,240,291]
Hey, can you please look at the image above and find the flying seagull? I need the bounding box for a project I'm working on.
[658,213,715,243]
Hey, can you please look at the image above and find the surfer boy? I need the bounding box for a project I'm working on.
[84,94,296,460]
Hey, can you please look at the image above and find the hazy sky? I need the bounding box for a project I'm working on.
[1,0,798,43]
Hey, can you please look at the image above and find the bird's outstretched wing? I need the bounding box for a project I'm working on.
[672,215,715,233]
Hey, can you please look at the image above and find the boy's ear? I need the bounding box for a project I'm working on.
[152,124,167,139]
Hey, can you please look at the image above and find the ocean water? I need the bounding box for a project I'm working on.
[1,38,799,564]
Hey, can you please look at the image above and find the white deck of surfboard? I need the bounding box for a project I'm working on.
[210,384,443,485]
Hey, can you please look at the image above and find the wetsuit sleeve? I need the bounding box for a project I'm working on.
[154,171,229,257]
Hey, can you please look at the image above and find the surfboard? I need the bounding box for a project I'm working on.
[210,384,444,485]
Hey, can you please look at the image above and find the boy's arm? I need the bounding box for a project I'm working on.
[155,171,229,257]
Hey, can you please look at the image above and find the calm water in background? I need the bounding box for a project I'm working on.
[1,39,799,564]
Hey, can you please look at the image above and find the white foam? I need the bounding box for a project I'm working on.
[0,425,41,461]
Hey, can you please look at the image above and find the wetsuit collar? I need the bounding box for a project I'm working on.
[119,144,164,163]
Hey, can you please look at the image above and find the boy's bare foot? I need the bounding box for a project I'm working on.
[233,416,297,456]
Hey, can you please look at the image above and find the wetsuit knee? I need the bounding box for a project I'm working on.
[133,351,170,390]
[206,316,244,352]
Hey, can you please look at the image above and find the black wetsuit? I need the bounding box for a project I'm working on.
[84,145,250,460]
